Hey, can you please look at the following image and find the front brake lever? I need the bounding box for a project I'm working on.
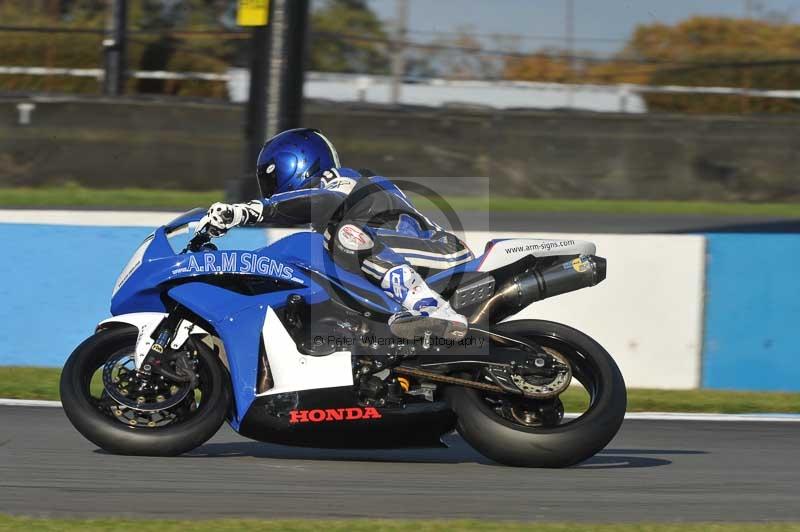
[182,231,212,254]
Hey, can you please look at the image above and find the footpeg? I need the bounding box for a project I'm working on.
[451,275,495,310]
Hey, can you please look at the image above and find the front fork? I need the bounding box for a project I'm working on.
[136,312,204,386]
[98,310,208,376]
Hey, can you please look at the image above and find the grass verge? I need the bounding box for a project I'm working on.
[0,366,61,401]
[416,196,800,217]
[0,185,222,210]
[1,366,799,414]
[2,185,800,216]
[1,517,799,532]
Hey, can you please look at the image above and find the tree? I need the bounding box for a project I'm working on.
[309,0,389,74]
[598,17,800,113]
[0,0,230,97]
[504,50,576,83]
[502,16,800,113]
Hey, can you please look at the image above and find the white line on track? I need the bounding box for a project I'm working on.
[621,412,800,422]
[0,398,63,408]
[1,398,799,422]
[0,209,177,227]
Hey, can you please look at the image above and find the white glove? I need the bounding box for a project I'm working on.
[204,201,263,236]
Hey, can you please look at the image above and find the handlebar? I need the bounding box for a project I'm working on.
[187,231,211,252]
[182,226,216,254]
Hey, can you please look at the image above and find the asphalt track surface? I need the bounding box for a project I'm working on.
[1,405,799,522]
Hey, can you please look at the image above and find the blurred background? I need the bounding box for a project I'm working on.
[2,0,800,202]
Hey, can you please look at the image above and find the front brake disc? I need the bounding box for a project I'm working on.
[102,352,192,412]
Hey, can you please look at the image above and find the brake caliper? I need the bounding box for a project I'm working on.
[509,347,572,399]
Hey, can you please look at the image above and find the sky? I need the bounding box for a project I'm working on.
[366,0,800,56]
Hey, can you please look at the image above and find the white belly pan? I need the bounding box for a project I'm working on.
[257,306,354,396]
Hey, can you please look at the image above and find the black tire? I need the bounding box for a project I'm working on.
[60,326,231,456]
[445,320,626,468]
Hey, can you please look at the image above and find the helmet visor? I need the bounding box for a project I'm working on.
[257,162,278,198]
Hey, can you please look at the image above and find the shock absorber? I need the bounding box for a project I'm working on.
[140,314,191,381]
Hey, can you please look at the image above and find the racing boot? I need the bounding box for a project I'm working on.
[381,264,468,340]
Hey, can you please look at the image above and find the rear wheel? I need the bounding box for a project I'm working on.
[60,326,231,456]
[445,319,626,467]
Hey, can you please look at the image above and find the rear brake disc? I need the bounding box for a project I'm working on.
[510,347,572,399]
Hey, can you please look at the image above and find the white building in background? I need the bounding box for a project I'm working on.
[226,69,648,113]
[4,65,795,113]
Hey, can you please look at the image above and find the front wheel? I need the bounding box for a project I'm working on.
[60,326,231,456]
[445,320,626,467]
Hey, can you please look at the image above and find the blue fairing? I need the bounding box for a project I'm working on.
[424,239,517,285]
[265,232,402,314]
[108,208,497,430]
[109,215,410,428]
[166,282,301,425]
[425,257,482,285]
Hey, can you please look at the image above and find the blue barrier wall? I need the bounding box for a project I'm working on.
[703,234,800,392]
[0,223,268,367]
[3,220,799,393]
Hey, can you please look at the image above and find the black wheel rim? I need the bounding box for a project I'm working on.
[478,331,605,430]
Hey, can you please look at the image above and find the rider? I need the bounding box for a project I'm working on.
[201,128,473,340]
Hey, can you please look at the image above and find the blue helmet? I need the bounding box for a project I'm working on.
[256,128,341,198]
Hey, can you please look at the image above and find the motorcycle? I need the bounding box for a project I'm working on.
[60,208,626,467]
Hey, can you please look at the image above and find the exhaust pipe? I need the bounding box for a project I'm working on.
[470,255,607,324]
